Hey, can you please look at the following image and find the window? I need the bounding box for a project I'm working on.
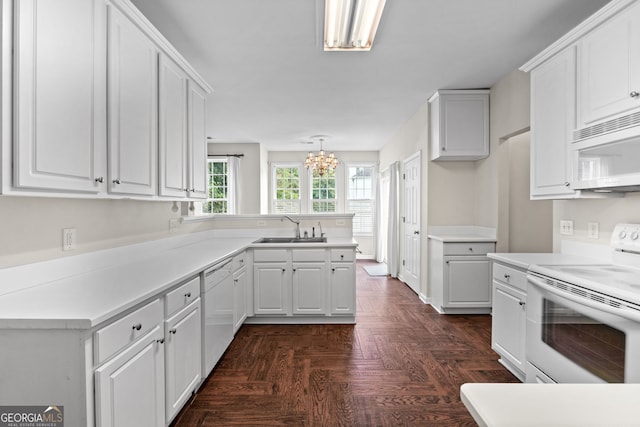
[347,165,374,235]
[273,165,301,213]
[311,169,337,213]
[203,159,229,214]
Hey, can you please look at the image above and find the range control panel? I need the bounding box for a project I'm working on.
[611,223,640,253]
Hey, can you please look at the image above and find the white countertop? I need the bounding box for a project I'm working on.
[487,253,600,270]
[461,383,640,427]
[0,233,357,330]
[427,225,496,243]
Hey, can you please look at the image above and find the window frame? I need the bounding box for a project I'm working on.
[271,162,304,214]
[345,163,377,237]
[203,158,230,214]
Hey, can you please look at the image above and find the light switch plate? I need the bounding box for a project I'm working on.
[560,220,574,236]
[587,222,599,239]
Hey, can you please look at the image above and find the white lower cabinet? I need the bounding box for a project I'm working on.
[330,262,355,314]
[233,265,248,332]
[164,299,201,423]
[292,262,326,314]
[251,246,356,321]
[95,325,165,427]
[428,240,495,314]
[253,261,290,315]
[491,261,527,381]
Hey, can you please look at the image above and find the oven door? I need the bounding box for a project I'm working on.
[527,273,640,383]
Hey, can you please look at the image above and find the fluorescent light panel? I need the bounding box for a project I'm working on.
[324,0,386,51]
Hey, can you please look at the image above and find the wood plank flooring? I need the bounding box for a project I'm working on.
[172,260,517,426]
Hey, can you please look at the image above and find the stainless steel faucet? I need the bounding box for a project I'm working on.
[281,215,301,239]
[317,221,324,237]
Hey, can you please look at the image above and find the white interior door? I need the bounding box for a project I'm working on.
[402,152,421,294]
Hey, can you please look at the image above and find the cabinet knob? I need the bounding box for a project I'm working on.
[630,91,640,98]
[564,182,570,187]
[169,328,177,334]
[94,176,104,183]
[132,323,142,331]
[234,278,239,283]
[157,338,165,344]
[519,301,526,307]
[113,178,121,184]
[442,146,446,151]
[282,268,286,272]
[468,247,473,252]
[340,254,344,260]
[184,292,191,298]
[504,274,510,280]
[332,268,336,272]
[293,268,296,272]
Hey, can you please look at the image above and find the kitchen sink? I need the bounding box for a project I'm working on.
[253,237,327,244]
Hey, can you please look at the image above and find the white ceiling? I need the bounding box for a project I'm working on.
[130,0,611,152]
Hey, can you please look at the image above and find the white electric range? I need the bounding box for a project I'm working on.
[526,223,640,384]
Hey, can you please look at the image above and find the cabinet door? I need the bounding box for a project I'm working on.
[159,55,188,197]
[492,281,526,376]
[253,263,289,315]
[578,1,640,127]
[330,263,355,315]
[292,262,326,315]
[106,4,157,196]
[187,82,207,199]
[165,300,201,423]
[13,0,106,193]
[233,267,248,332]
[443,258,491,308]
[530,47,577,199]
[95,326,165,427]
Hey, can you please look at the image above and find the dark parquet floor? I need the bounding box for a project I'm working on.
[172,260,518,427]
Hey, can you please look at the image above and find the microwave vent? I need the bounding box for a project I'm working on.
[573,111,640,141]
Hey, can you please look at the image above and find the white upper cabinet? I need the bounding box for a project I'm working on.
[107,3,158,196]
[158,56,189,198]
[429,90,489,161]
[5,0,211,199]
[13,0,107,193]
[530,47,578,199]
[187,82,208,199]
[577,1,640,132]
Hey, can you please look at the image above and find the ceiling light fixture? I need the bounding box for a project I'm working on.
[324,0,386,51]
[304,138,338,176]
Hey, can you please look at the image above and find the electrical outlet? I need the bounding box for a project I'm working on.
[257,220,266,226]
[588,222,599,239]
[63,228,76,251]
[336,219,345,226]
[169,219,178,233]
[560,220,574,236]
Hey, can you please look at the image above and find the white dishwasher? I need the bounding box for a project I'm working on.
[202,258,234,378]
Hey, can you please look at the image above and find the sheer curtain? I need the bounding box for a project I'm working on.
[376,169,389,263]
[227,156,240,214]
[387,161,400,278]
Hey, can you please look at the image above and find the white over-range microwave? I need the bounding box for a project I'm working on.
[571,124,640,192]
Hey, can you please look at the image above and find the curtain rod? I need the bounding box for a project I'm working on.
[208,154,244,158]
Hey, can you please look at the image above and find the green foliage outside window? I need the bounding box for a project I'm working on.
[203,160,228,214]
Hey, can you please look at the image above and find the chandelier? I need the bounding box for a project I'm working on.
[304,138,338,176]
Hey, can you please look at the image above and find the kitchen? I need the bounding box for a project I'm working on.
[3,0,640,426]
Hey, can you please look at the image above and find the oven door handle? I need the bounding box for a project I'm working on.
[528,275,640,323]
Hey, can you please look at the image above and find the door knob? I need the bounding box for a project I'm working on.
[414,230,420,235]
[630,91,640,98]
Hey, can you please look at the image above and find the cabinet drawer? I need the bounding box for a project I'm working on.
[95,298,163,365]
[331,249,355,262]
[232,251,247,271]
[253,249,288,262]
[292,249,326,262]
[443,242,495,256]
[166,276,200,316]
[493,263,527,292]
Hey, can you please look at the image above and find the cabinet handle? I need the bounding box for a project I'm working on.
[504,274,510,280]
[293,268,296,272]
[113,178,121,184]
[169,328,177,334]
[234,278,239,283]
[631,91,640,98]
[519,301,526,307]
[332,268,336,272]
[340,254,344,260]
[185,292,191,298]
[564,182,570,187]
[94,176,104,183]
[442,146,446,151]
[132,323,142,331]
[468,247,473,252]
[157,338,165,344]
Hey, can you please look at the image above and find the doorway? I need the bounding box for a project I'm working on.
[402,152,421,294]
